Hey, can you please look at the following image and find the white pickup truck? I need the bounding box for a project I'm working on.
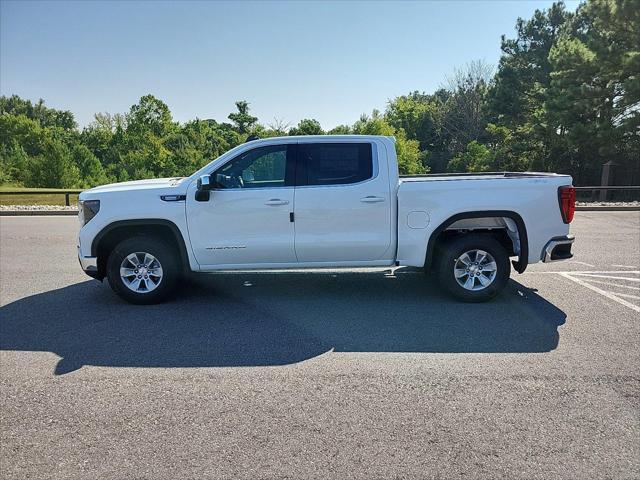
[77,135,576,304]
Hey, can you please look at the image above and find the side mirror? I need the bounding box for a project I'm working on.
[195,174,211,202]
[197,174,212,191]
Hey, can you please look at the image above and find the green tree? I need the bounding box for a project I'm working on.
[386,91,443,151]
[28,137,80,188]
[127,95,174,137]
[485,123,538,172]
[289,118,324,136]
[327,124,352,134]
[0,95,77,130]
[353,111,425,175]
[385,90,450,172]
[228,100,258,134]
[81,113,124,169]
[71,144,109,187]
[0,141,29,185]
[486,2,573,178]
[447,141,492,172]
[488,2,571,126]
[546,0,640,182]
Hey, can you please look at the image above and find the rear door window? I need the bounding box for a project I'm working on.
[297,143,373,186]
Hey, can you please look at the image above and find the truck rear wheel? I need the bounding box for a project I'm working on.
[106,237,179,304]
[436,234,511,302]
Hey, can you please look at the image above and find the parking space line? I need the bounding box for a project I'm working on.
[614,292,640,300]
[558,272,640,313]
[570,273,640,282]
[563,270,640,274]
[579,279,640,290]
[568,261,595,267]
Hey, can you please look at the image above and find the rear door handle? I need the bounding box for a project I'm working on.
[265,199,289,206]
[360,196,385,203]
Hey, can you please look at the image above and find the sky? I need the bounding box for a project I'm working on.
[0,0,579,130]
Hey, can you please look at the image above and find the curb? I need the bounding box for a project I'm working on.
[0,210,79,216]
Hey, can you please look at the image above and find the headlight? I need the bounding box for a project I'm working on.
[78,200,100,226]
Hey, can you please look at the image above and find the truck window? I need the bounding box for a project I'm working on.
[215,145,290,189]
[298,143,373,186]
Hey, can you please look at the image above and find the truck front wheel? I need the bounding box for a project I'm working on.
[106,237,179,304]
[436,234,511,302]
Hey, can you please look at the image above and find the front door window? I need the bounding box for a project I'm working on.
[215,145,288,189]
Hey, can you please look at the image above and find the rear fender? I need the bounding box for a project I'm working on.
[424,210,529,274]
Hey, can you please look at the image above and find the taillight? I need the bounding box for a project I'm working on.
[558,186,576,224]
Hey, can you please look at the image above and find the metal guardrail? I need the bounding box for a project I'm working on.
[0,190,82,206]
[574,186,640,202]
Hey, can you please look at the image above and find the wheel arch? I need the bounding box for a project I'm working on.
[424,210,529,274]
[91,219,191,279]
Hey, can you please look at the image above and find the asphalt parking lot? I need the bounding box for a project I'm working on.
[1,212,639,479]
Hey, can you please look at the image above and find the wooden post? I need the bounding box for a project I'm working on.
[600,161,618,201]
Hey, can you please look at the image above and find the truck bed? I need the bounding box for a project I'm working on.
[395,171,573,268]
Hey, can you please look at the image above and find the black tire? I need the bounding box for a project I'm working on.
[106,237,179,305]
[436,234,511,302]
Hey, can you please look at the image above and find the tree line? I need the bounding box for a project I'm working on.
[0,0,637,189]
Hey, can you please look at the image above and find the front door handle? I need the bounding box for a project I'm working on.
[265,199,289,206]
[360,196,385,203]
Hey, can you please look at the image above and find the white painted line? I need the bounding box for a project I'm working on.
[568,261,595,267]
[570,273,640,282]
[525,270,640,275]
[613,292,640,301]
[579,278,640,291]
[559,273,640,313]
[564,270,640,274]
[611,265,639,269]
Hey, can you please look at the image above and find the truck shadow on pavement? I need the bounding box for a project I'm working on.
[0,269,566,375]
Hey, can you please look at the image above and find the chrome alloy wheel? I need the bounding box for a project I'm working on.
[120,252,163,293]
[454,249,498,291]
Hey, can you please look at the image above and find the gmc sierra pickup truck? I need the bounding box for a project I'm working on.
[77,135,575,304]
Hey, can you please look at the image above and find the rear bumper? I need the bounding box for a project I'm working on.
[542,235,575,262]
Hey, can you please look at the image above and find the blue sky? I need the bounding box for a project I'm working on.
[1,0,578,129]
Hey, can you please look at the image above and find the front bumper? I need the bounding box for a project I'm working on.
[542,235,575,262]
[78,246,100,279]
